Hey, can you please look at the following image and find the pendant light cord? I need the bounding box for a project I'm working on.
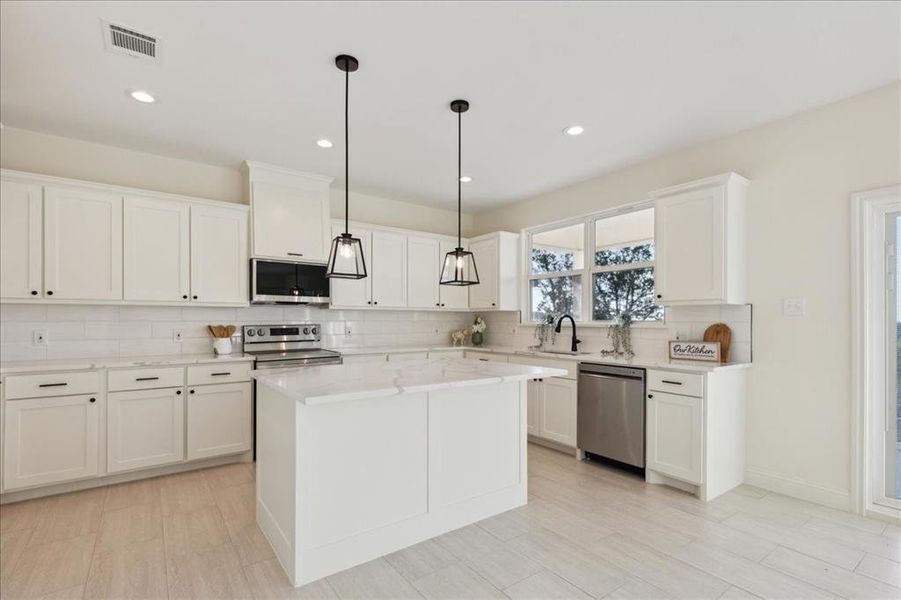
[457,110,462,248]
[345,68,350,236]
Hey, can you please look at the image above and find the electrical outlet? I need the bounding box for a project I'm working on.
[173,329,184,342]
[782,297,805,317]
[345,326,352,337]
[33,330,47,345]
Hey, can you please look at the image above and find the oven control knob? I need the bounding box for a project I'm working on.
[311,327,318,335]
[257,328,265,336]
[303,327,310,335]
[246,329,255,337]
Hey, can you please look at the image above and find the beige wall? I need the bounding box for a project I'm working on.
[0,127,472,237]
[475,82,901,509]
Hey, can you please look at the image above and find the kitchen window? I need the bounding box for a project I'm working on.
[526,206,663,324]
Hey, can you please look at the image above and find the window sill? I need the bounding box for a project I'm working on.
[518,320,668,329]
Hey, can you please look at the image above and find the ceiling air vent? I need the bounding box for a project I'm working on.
[102,20,159,60]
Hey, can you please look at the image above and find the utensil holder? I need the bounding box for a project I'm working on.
[213,338,233,355]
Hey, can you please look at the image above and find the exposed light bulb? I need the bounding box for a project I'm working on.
[455,256,465,269]
[338,240,354,259]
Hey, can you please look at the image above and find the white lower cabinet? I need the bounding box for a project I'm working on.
[646,390,703,484]
[186,382,252,460]
[107,388,185,473]
[538,378,577,446]
[3,394,100,490]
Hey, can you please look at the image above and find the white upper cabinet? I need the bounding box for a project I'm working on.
[0,180,43,299]
[468,232,519,311]
[124,196,190,302]
[329,224,372,307]
[190,204,248,305]
[652,173,748,305]
[407,236,440,309]
[370,231,407,308]
[44,186,123,301]
[439,240,470,310]
[244,162,333,263]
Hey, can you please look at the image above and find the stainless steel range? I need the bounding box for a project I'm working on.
[242,323,342,369]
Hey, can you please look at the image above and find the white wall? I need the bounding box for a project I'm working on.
[475,82,901,510]
[0,126,473,237]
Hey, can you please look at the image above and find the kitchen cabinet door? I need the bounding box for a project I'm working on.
[654,185,724,304]
[190,204,248,304]
[0,180,43,299]
[370,231,407,308]
[329,224,372,307]
[468,237,498,309]
[526,378,541,436]
[646,390,703,484]
[44,186,123,300]
[438,240,470,310]
[3,394,100,490]
[538,377,577,447]
[251,181,329,262]
[186,382,252,460]
[124,196,190,302]
[407,236,440,309]
[108,388,185,473]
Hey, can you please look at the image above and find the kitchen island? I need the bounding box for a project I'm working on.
[252,357,566,587]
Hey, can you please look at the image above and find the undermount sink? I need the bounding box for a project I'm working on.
[519,349,593,356]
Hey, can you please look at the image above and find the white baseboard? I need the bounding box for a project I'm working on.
[745,466,851,511]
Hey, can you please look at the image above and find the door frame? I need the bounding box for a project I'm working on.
[851,185,901,518]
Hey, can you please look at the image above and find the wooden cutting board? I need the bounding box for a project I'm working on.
[703,323,732,363]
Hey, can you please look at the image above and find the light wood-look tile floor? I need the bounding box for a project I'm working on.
[1,445,899,599]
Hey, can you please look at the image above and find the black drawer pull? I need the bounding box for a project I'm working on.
[135,376,160,382]
[38,382,67,388]
[89,397,96,403]
[661,380,683,385]
[287,252,304,257]
[210,372,231,376]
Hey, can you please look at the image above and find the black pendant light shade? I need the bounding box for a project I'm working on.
[440,99,480,287]
[326,54,367,280]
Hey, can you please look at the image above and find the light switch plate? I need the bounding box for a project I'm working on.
[173,329,184,342]
[33,330,47,345]
[782,297,805,316]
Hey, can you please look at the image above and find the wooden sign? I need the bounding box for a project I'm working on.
[668,341,721,362]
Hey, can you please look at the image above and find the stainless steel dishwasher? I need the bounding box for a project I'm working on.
[577,363,646,468]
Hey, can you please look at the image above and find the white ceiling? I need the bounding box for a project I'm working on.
[1,2,898,211]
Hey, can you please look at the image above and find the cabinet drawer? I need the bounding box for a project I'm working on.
[464,351,507,363]
[108,367,185,392]
[648,370,703,397]
[5,371,100,400]
[508,356,577,379]
[187,362,252,386]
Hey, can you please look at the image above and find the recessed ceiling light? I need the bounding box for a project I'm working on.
[316,139,333,148]
[129,90,155,103]
[459,176,472,183]
[563,125,584,136]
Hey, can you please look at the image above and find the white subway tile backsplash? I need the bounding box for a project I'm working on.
[45,305,119,321]
[84,322,152,340]
[45,340,120,360]
[0,303,472,363]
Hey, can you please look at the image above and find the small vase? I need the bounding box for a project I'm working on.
[471,332,483,346]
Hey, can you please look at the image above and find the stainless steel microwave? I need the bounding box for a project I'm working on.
[250,259,330,305]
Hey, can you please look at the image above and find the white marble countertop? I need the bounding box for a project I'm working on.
[0,353,255,375]
[330,344,750,373]
[252,357,567,405]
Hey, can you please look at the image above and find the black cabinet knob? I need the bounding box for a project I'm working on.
[46,290,53,296]
[441,303,445,307]
[373,301,378,305]
[189,389,195,394]
[176,390,182,395]
[367,301,372,305]
[30,290,38,296]
[89,397,96,403]
[648,394,654,399]
[435,303,440,307]
[182,294,188,299]
[491,302,496,306]
[192,295,198,300]
[656,294,662,299]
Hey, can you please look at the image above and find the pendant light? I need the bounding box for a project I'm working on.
[440,99,480,286]
[326,54,367,280]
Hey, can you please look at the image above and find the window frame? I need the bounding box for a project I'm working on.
[522,200,664,327]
